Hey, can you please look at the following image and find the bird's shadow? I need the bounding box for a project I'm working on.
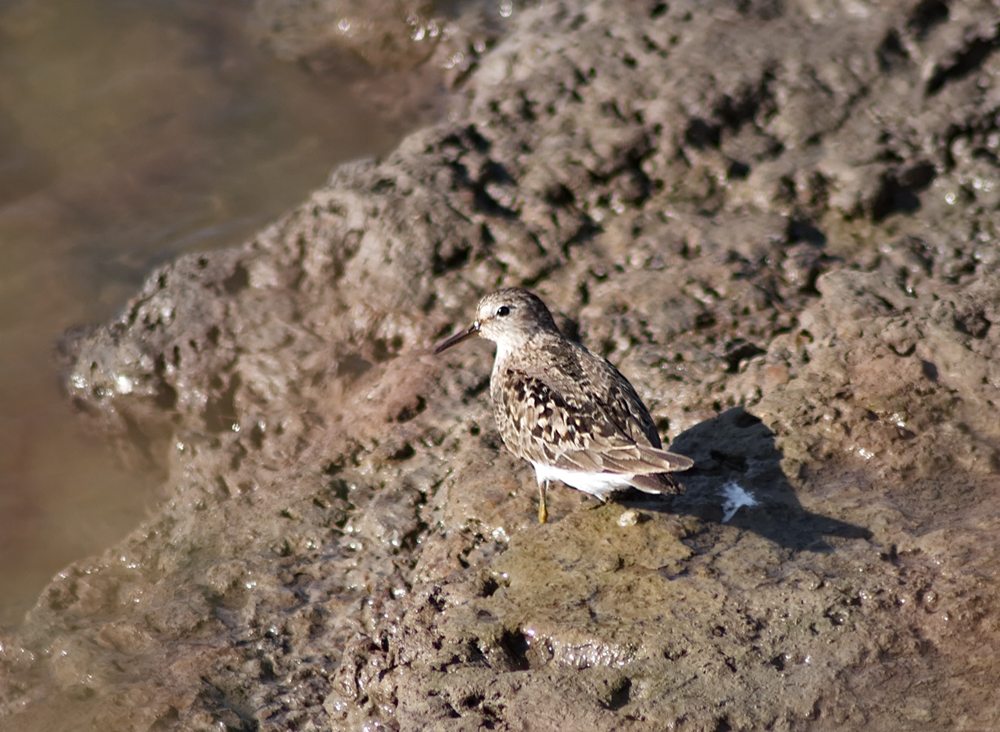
[620,407,872,552]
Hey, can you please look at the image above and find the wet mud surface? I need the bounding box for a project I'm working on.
[3,0,1000,729]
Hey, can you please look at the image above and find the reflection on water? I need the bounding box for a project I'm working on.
[0,0,436,626]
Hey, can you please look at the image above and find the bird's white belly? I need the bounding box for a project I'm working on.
[531,462,633,499]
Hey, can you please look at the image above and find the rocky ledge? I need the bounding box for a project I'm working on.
[3,0,1000,730]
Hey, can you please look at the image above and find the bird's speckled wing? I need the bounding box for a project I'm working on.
[490,334,692,477]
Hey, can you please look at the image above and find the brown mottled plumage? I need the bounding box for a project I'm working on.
[435,287,693,523]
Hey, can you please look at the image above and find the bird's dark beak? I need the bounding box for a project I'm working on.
[434,321,480,354]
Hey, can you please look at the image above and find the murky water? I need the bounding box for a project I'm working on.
[0,0,436,626]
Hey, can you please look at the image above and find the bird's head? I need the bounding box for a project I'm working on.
[434,287,560,354]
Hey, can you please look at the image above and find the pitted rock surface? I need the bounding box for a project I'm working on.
[3,0,1000,730]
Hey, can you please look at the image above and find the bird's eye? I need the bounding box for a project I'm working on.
[496,305,511,317]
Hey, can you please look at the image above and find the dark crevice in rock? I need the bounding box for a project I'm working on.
[498,628,531,670]
[871,163,936,221]
[433,236,473,274]
[222,263,250,295]
[724,340,766,373]
[600,677,632,710]
[926,23,1000,96]
[877,28,910,72]
[907,0,950,39]
[785,218,827,246]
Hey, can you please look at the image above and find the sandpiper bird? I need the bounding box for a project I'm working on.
[434,287,693,523]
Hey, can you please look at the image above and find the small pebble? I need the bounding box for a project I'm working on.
[617,509,640,527]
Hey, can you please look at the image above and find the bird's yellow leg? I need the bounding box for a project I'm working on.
[537,479,548,524]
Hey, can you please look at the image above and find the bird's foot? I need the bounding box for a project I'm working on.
[537,480,549,524]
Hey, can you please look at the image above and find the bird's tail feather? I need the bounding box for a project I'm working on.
[628,472,684,495]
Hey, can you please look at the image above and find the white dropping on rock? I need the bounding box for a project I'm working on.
[721,481,758,523]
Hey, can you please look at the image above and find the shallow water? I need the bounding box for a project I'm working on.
[0,0,433,626]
